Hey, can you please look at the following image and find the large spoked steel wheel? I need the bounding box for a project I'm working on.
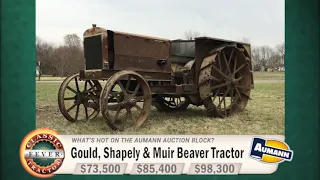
[198,45,252,118]
[58,73,102,122]
[100,70,152,131]
[153,95,190,112]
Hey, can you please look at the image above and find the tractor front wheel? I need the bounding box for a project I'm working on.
[100,70,152,131]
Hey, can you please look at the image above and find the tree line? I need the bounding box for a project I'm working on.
[36,34,84,77]
[36,32,285,77]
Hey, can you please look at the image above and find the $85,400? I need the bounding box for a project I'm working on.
[132,163,184,174]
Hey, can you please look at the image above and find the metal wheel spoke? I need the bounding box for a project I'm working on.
[84,104,89,120]
[87,87,93,92]
[117,80,127,95]
[125,75,131,91]
[67,103,77,112]
[218,86,230,108]
[222,51,232,75]
[212,65,229,79]
[212,87,220,102]
[75,105,80,121]
[211,81,230,90]
[64,97,74,100]
[211,76,221,82]
[235,76,244,82]
[134,104,143,112]
[74,78,80,92]
[228,48,234,65]
[235,88,242,99]
[88,81,94,89]
[114,108,121,121]
[84,81,88,91]
[234,63,247,74]
[233,56,237,75]
[67,86,77,94]
[133,83,140,96]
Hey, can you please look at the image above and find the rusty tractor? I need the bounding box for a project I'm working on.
[58,24,254,131]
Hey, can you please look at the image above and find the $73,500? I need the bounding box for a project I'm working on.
[73,163,127,174]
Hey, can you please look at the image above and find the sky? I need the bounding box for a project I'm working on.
[36,0,284,47]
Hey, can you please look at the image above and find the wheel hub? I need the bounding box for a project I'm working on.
[128,98,137,105]
[224,77,239,86]
[119,96,137,109]
[231,79,239,86]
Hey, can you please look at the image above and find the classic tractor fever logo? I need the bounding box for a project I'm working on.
[20,129,65,178]
[250,137,293,164]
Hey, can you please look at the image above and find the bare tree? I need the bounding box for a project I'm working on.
[36,36,56,78]
[51,46,70,77]
[275,43,285,64]
[268,53,281,70]
[251,45,282,71]
[184,30,201,40]
[62,34,84,75]
[251,47,264,71]
[64,34,82,48]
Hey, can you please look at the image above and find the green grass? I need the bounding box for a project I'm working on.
[253,72,284,80]
[36,81,284,135]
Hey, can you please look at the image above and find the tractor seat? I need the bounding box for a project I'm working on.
[171,60,195,77]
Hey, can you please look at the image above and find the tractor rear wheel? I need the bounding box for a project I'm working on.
[153,95,190,112]
[198,45,252,118]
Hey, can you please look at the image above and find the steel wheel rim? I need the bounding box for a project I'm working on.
[58,73,102,122]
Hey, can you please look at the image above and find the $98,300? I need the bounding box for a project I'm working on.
[188,163,241,175]
[131,163,185,175]
[73,163,127,175]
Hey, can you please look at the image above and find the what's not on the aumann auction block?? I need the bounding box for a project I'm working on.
[20,128,293,178]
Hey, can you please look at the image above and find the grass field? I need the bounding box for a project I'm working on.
[36,72,284,135]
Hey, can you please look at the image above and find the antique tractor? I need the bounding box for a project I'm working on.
[58,24,254,131]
